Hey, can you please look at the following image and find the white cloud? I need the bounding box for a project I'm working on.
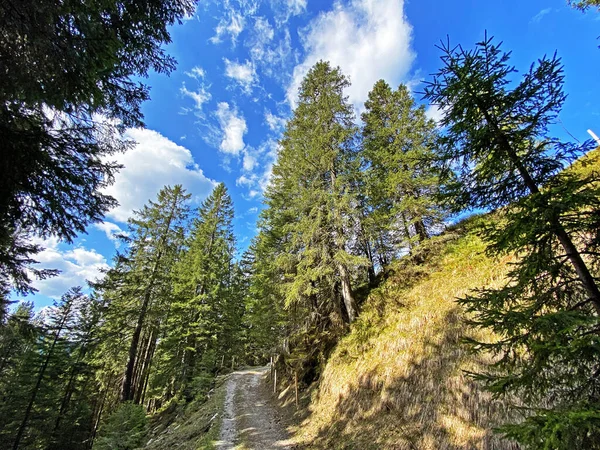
[236,174,256,187]
[180,83,211,112]
[224,58,257,93]
[287,0,415,113]
[181,67,211,114]
[271,0,307,24]
[103,128,217,223]
[93,221,125,246]
[285,0,307,16]
[29,237,109,298]
[425,104,445,125]
[531,8,552,24]
[235,139,280,197]
[265,110,287,131]
[249,26,295,82]
[210,9,245,45]
[247,17,275,62]
[242,150,258,172]
[215,102,247,155]
[254,16,275,42]
[185,66,206,80]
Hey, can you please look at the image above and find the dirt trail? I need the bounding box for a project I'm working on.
[215,366,293,450]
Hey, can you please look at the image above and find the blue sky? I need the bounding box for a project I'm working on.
[25,0,600,308]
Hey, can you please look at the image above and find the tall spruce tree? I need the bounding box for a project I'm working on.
[265,61,364,328]
[361,80,445,261]
[424,35,600,447]
[158,183,237,402]
[94,185,190,405]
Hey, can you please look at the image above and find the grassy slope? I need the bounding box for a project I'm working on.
[139,148,600,449]
[289,147,600,450]
[291,221,520,450]
[142,376,227,450]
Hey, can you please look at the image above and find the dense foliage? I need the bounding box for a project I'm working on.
[424,34,600,447]
[1,10,599,447]
[0,0,196,310]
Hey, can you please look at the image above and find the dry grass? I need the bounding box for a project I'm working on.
[290,222,521,449]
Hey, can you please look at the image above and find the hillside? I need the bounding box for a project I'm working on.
[104,148,600,448]
[282,148,600,449]
[143,217,516,449]
[283,218,519,449]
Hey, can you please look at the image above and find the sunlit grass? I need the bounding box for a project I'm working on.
[291,220,520,449]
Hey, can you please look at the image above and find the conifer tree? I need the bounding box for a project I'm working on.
[0,303,39,448]
[361,80,444,261]
[265,61,364,326]
[94,185,190,405]
[11,287,85,450]
[158,183,236,401]
[0,0,196,296]
[424,34,600,447]
[122,185,189,403]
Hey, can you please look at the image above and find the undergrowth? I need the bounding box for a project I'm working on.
[143,376,227,450]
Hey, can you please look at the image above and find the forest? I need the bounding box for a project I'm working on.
[1,0,600,449]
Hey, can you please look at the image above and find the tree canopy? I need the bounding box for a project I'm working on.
[0,0,196,298]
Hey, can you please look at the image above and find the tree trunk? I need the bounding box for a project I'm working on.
[134,328,157,404]
[329,167,358,323]
[476,103,600,314]
[13,303,72,450]
[363,240,376,286]
[122,286,153,402]
[337,262,357,323]
[414,219,429,243]
[401,212,412,253]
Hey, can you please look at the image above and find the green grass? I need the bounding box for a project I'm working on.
[289,218,520,449]
[143,376,227,450]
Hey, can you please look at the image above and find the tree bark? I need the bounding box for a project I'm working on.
[414,219,429,243]
[337,262,357,323]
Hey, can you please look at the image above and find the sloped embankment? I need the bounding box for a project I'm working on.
[143,376,227,450]
[292,221,520,449]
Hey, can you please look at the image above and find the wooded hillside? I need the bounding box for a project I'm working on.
[1,3,600,447]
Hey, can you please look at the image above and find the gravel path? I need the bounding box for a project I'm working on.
[215,366,292,449]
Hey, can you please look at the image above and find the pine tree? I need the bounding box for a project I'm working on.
[265,61,364,326]
[47,294,104,450]
[121,185,190,403]
[12,287,85,450]
[361,80,445,262]
[423,34,600,447]
[157,183,237,402]
[93,185,190,407]
[0,303,39,448]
